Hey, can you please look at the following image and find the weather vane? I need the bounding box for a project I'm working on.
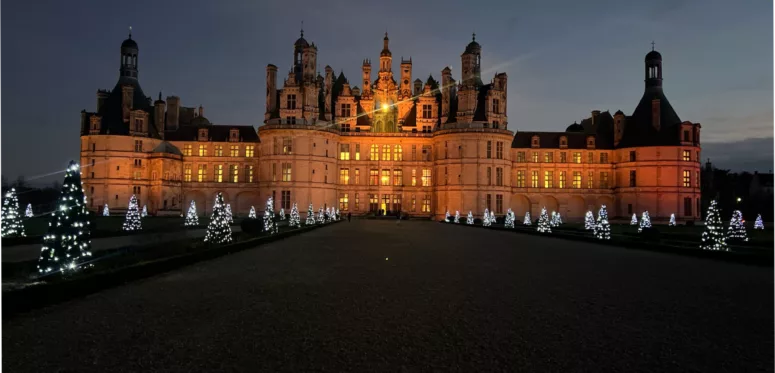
[129,26,132,38]
[651,40,655,51]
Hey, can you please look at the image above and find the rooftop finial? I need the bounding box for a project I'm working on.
[651,40,655,51]
[472,32,476,42]
[301,21,304,38]
[128,25,132,39]
[385,31,388,39]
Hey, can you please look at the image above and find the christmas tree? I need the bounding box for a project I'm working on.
[1,188,25,238]
[504,208,515,228]
[306,203,315,225]
[482,208,491,226]
[537,207,551,233]
[754,214,764,230]
[445,210,450,222]
[454,210,460,224]
[325,207,332,222]
[184,200,199,226]
[584,211,595,230]
[466,211,474,225]
[263,197,277,234]
[555,212,562,226]
[595,205,611,240]
[103,204,110,217]
[248,206,257,219]
[279,208,286,221]
[727,210,748,242]
[141,205,148,218]
[669,213,676,227]
[638,211,652,233]
[289,203,301,228]
[37,161,93,275]
[317,207,325,224]
[122,195,142,231]
[630,213,638,225]
[25,203,33,218]
[335,208,341,221]
[225,204,234,224]
[549,211,558,227]
[204,192,232,244]
[523,211,532,226]
[701,200,728,251]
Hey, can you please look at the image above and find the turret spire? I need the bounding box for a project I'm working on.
[301,21,304,38]
[128,26,132,39]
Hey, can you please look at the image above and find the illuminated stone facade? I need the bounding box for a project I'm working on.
[80,32,701,222]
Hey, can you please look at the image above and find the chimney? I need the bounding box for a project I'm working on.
[591,110,601,125]
[121,85,134,122]
[97,89,109,112]
[166,96,180,131]
[413,79,422,96]
[154,93,166,137]
[651,99,660,130]
[198,105,204,118]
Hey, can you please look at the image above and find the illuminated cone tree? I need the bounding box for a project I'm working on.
[141,205,148,218]
[445,210,450,222]
[504,208,515,228]
[630,213,638,225]
[38,161,92,274]
[103,204,110,217]
[549,211,558,227]
[279,208,286,221]
[638,211,652,233]
[584,211,595,230]
[184,200,199,226]
[289,203,301,228]
[25,203,33,218]
[454,210,460,223]
[595,205,610,240]
[317,207,325,224]
[466,211,474,225]
[263,197,277,234]
[701,200,728,251]
[669,213,676,227]
[248,206,257,219]
[306,203,315,225]
[537,207,551,233]
[225,204,234,223]
[727,210,748,242]
[754,214,764,230]
[204,192,232,244]
[523,211,532,226]
[482,208,491,227]
[1,188,25,237]
[122,195,142,231]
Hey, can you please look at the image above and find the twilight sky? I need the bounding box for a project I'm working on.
[1,0,773,184]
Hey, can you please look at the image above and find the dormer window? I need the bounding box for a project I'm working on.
[230,129,239,142]
[198,128,208,141]
[531,135,540,148]
[587,136,595,149]
[559,136,568,148]
[89,115,101,134]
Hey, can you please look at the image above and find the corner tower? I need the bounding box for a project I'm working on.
[120,28,139,79]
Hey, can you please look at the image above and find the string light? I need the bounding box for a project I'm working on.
[25,203,33,218]
[1,188,26,237]
[727,209,748,242]
[638,211,652,233]
[289,203,301,228]
[141,205,148,218]
[279,208,286,221]
[184,200,199,226]
[204,192,233,244]
[669,213,676,227]
[225,204,234,224]
[263,197,277,234]
[630,213,638,226]
[584,211,594,230]
[594,205,611,240]
[306,203,315,225]
[701,200,728,251]
[523,211,532,226]
[504,208,515,228]
[466,211,474,225]
[103,204,110,217]
[445,210,450,222]
[122,195,142,231]
[248,206,257,219]
[454,210,460,224]
[537,207,551,233]
[754,214,764,230]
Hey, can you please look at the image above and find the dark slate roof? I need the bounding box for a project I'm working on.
[565,122,584,132]
[618,88,682,148]
[151,141,183,156]
[446,89,458,124]
[164,125,259,142]
[645,50,662,61]
[83,76,159,138]
[356,102,371,127]
[465,40,481,54]
[472,84,491,121]
[579,111,614,149]
[511,131,597,149]
[121,37,138,49]
[402,104,417,127]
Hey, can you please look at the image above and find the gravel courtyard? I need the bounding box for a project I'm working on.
[3,220,772,372]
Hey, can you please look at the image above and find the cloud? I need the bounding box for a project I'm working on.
[702,137,774,172]
[699,110,774,143]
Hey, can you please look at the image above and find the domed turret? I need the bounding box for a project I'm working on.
[465,33,481,54]
[645,50,662,61]
[120,27,138,79]
[565,121,584,132]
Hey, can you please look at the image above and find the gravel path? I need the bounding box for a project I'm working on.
[3,220,772,372]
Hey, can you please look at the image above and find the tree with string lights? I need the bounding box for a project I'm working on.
[445,210,450,222]
[141,205,148,218]
[1,188,26,238]
[669,213,676,227]
[289,203,301,228]
[454,210,460,224]
[122,195,142,231]
[37,161,93,275]
[523,211,532,226]
[630,213,638,226]
[595,205,611,240]
[279,208,286,221]
[549,211,558,227]
[184,200,199,226]
[466,211,474,225]
[306,203,315,225]
[701,200,728,251]
[103,204,110,217]
[504,208,515,228]
[584,211,595,230]
[204,192,232,244]
[25,203,33,218]
[754,214,764,230]
[727,210,748,242]
[248,206,257,219]
[225,204,234,224]
[537,207,551,233]
[638,211,652,233]
[263,197,277,234]
[482,208,491,227]
[317,207,325,224]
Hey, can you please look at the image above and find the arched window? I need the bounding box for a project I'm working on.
[382,144,391,161]
[393,145,402,161]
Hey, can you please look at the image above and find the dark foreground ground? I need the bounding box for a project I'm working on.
[3,220,772,372]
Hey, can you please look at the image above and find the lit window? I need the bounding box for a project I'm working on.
[544,171,553,188]
[214,145,223,157]
[230,165,239,182]
[412,169,417,186]
[572,171,581,189]
[531,171,539,188]
[214,165,223,182]
[246,165,254,182]
[393,145,402,161]
[230,145,239,157]
[283,138,292,154]
[600,172,609,188]
[282,163,292,182]
[339,193,349,211]
[183,144,192,156]
[340,144,350,160]
[355,144,360,160]
[516,170,525,187]
[683,170,691,187]
[517,152,525,162]
[682,150,690,161]
[382,144,391,161]
[422,195,431,213]
[393,169,403,186]
[197,164,207,182]
[544,152,554,163]
[245,145,255,157]
[422,169,431,186]
[600,153,609,163]
[559,171,566,188]
[184,164,192,182]
[587,171,593,189]
[370,144,379,160]
[354,168,360,184]
[531,152,539,163]
[381,169,390,186]
[573,152,581,164]
[370,169,379,185]
[354,193,359,211]
[199,145,207,157]
[340,168,349,184]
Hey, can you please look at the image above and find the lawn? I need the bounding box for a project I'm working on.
[19,215,241,237]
